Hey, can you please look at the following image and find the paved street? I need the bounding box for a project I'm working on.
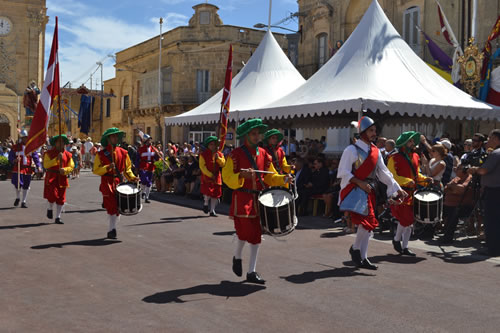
[1,170,500,332]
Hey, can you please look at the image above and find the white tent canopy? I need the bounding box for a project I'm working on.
[164,30,305,126]
[246,0,500,122]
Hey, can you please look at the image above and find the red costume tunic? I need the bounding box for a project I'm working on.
[199,148,225,198]
[93,145,136,216]
[10,143,36,174]
[137,144,159,172]
[43,149,74,205]
[222,143,285,244]
[264,145,291,174]
[388,150,427,227]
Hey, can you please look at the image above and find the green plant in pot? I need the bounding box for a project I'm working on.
[154,160,164,191]
[0,156,9,180]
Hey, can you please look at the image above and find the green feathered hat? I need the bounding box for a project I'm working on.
[396,131,421,148]
[263,129,284,145]
[101,127,125,146]
[236,118,268,139]
[49,134,69,146]
[203,136,218,147]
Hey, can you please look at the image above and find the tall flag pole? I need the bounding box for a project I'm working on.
[218,44,233,152]
[25,16,60,155]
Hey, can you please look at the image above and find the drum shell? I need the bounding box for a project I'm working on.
[116,183,142,216]
[413,189,443,224]
[258,187,297,236]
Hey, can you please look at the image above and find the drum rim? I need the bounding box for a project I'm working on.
[414,188,443,200]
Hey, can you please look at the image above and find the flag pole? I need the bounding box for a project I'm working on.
[17,94,20,191]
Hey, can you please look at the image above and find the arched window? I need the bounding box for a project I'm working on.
[317,33,328,68]
[403,6,420,54]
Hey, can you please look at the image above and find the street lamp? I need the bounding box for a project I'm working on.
[253,23,298,33]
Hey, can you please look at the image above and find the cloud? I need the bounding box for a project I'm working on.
[46,0,88,17]
[149,13,190,29]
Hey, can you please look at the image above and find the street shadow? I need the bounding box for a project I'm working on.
[0,207,16,211]
[213,231,236,236]
[0,222,48,230]
[64,209,106,214]
[31,238,121,250]
[160,215,209,221]
[426,250,489,264]
[282,266,374,284]
[127,220,183,227]
[320,231,346,239]
[369,254,427,265]
[142,281,266,304]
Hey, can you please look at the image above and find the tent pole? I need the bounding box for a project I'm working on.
[287,127,290,156]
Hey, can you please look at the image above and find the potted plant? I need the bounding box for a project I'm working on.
[0,156,9,180]
[153,160,164,192]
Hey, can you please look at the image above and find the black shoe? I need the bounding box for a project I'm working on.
[101,203,105,209]
[360,258,378,270]
[21,202,27,208]
[246,272,266,284]
[54,218,64,224]
[402,248,416,256]
[145,199,151,203]
[14,198,20,207]
[203,205,209,214]
[232,257,242,277]
[392,240,403,254]
[210,212,218,217]
[107,229,117,239]
[349,246,362,266]
[47,209,53,219]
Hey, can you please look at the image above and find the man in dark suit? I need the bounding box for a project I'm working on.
[294,157,313,215]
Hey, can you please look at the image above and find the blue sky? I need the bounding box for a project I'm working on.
[45,0,299,88]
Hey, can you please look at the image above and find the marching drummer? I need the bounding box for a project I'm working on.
[222,119,291,285]
[93,127,138,239]
[387,131,431,256]
[43,134,75,224]
[136,134,160,203]
[338,116,407,270]
[199,136,225,216]
[263,129,293,175]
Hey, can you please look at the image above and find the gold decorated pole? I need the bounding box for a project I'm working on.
[458,37,484,97]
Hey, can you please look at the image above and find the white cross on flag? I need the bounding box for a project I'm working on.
[25,17,60,155]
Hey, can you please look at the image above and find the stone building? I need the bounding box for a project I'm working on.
[0,0,47,141]
[295,0,500,141]
[105,3,287,145]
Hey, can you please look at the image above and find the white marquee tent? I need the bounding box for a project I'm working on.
[164,30,305,127]
[245,0,500,123]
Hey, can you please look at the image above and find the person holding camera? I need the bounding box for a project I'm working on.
[468,129,500,257]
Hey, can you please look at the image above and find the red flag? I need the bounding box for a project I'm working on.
[25,17,60,155]
[218,45,232,151]
[437,3,453,46]
[481,16,500,79]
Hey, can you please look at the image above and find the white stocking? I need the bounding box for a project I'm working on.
[203,195,209,205]
[109,214,118,232]
[15,188,20,199]
[234,239,245,259]
[145,186,151,199]
[141,184,146,193]
[394,223,404,241]
[402,225,412,249]
[56,204,64,218]
[353,225,369,250]
[22,188,29,203]
[248,244,260,273]
[210,197,217,212]
[47,202,54,210]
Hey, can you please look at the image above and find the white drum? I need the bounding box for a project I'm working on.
[258,187,298,237]
[116,183,142,216]
[413,189,443,224]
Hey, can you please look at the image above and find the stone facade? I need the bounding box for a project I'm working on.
[104,3,287,145]
[0,0,47,141]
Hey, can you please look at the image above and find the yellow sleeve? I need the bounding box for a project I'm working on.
[43,153,58,169]
[199,155,213,178]
[63,158,74,175]
[387,157,414,187]
[281,156,291,173]
[216,153,226,168]
[92,154,110,176]
[417,167,428,185]
[264,161,286,187]
[124,154,137,181]
[222,156,244,189]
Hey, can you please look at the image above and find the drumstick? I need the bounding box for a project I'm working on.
[240,168,275,174]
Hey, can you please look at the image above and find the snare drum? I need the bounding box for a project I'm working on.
[413,189,443,224]
[116,183,142,216]
[258,187,298,237]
